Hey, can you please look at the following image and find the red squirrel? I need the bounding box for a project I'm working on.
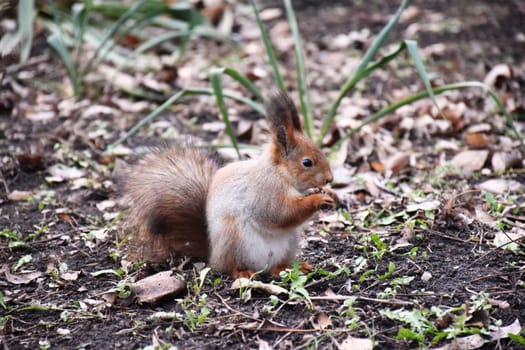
[123,91,336,278]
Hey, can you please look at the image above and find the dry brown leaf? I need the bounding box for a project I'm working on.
[98,65,137,91]
[3,265,43,285]
[236,119,254,140]
[47,164,86,181]
[490,318,521,340]
[483,64,513,88]
[230,278,288,295]
[421,271,432,282]
[489,298,510,309]
[491,152,521,172]
[400,5,421,22]
[465,133,489,149]
[370,161,385,174]
[258,339,272,350]
[25,110,55,122]
[450,150,489,174]
[430,334,485,350]
[384,152,409,173]
[339,336,373,350]
[493,228,525,251]
[81,105,117,119]
[132,271,185,304]
[7,190,33,201]
[60,271,79,281]
[311,312,332,330]
[258,7,282,21]
[96,200,116,211]
[332,166,354,187]
[56,328,71,336]
[478,178,524,195]
[441,103,466,129]
[393,225,415,248]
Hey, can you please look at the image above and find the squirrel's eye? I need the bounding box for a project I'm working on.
[302,158,313,168]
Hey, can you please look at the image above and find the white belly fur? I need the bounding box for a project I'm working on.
[238,220,300,272]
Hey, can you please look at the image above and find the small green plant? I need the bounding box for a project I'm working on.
[0,0,35,62]
[0,292,6,309]
[339,297,361,330]
[176,294,210,331]
[381,292,498,347]
[39,0,206,97]
[26,224,49,241]
[192,267,211,294]
[278,262,313,308]
[13,254,33,271]
[30,190,56,211]
[0,228,29,250]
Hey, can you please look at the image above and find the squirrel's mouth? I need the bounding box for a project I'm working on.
[303,187,324,196]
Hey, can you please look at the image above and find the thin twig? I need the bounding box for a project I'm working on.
[459,235,525,271]
[0,169,9,194]
[309,295,414,307]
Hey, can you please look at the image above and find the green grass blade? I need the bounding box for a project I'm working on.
[108,88,264,150]
[18,0,35,62]
[355,0,407,74]
[210,69,241,159]
[84,0,149,74]
[133,31,188,55]
[405,39,444,118]
[0,32,22,57]
[153,17,228,41]
[218,67,265,103]
[320,42,406,142]
[284,0,313,139]
[320,0,407,143]
[47,33,80,96]
[330,81,522,151]
[250,0,286,92]
[71,1,92,73]
[175,10,198,64]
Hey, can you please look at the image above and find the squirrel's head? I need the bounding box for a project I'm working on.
[265,91,333,194]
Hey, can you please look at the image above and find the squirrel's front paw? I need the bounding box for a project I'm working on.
[320,187,339,203]
[318,194,336,210]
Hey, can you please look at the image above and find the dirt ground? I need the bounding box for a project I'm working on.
[1,0,525,349]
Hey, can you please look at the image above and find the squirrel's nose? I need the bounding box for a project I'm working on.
[325,172,333,184]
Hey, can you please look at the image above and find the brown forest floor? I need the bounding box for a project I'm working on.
[1,0,525,349]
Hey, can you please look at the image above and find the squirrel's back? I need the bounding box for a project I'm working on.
[123,146,220,262]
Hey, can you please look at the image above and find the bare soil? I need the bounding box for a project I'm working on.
[1,1,524,349]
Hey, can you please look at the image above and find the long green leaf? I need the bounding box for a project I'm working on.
[330,81,522,151]
[18,0,35,62]
[84,0,149,74]
[47,33,80,96]
[133,31,188,54]
[320,42,406,141]
[211,69,241,159]
[214,67,265,102]
[71,1,92,74]
[405,39,444,118]
[355,0,407,74]
[108,88,264,149]
[0,32,21,57]
[320,0,407,143]
[250,0,286,92]
[284,0,313,139]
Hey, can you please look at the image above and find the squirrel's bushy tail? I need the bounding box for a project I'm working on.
[122,147,220,262]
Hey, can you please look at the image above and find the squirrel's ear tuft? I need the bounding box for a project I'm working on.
[265,91,303,133]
